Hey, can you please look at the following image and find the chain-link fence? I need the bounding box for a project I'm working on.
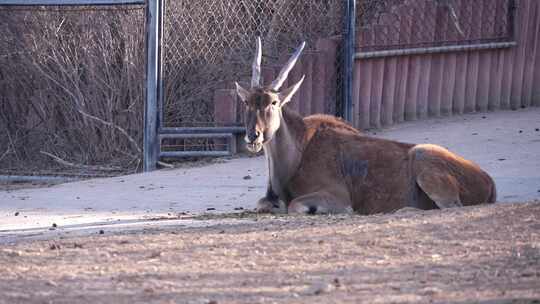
[2,0,516,174]
[357,0,515,52]
[0,5,146,176]
[161,0,346,128]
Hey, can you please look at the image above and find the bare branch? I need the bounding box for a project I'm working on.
[0,148,10,163]
[436,0,465,37]
[77,109,142,154]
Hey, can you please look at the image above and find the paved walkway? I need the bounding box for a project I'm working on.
[1,108,539,243]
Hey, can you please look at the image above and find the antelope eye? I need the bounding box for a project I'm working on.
[272,100,278,106]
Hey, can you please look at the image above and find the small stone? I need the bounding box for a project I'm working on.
[206,207,216,211]
[472,133,478,135]
[148,252,162,259]
[73,243,83,249]
[519,130,523,133]
[234,207,244,210]
[482,116,487,119]
[14,212,19,216]
[431,254,442,261]
[52,223,57,228]
[535,128,539,132]
[243,175,252,180]
[99,230,105,235]
[498,158,506,161]
[49,244,61,250]
[421,286,442,295]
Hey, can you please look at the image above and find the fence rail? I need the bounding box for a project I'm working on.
[0,0,144,5]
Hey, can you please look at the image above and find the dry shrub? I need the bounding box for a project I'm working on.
[0,6,145,175]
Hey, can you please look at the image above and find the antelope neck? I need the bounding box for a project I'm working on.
[263,107,305,201]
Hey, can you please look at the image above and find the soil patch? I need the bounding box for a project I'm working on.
[1,202,539,303]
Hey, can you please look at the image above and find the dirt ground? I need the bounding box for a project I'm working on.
[1,201,539,304]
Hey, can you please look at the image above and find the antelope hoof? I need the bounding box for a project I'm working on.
[256,198,283,214]
[288,201,353,215]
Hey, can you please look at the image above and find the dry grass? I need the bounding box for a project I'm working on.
[0,7,146,175]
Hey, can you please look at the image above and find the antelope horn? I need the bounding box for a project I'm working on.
[270,41,306,91]
[251,36,262,88]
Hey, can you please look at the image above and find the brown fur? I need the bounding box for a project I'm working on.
[303,114,361,142]
[267,107,496,214]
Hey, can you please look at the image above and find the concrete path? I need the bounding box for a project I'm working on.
[1,108,539,242]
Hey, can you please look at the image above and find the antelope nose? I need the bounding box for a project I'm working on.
[247,131,260,143]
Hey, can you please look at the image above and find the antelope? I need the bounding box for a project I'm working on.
[235,38,496,214]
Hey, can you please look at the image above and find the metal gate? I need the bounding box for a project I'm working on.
[0,0,355,173]
[143,0,356,170]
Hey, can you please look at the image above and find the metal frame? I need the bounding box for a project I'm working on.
[0,175,79,182]
[159,127,245,134]
[342,0,356,123]
[143,0,160,171]
[153,0,242,167]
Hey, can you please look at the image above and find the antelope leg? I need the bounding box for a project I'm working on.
[416,171,463,209]
[288,191,353,215]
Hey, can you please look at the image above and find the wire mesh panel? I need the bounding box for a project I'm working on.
[0,5,146,176]
[161,0,345,128]
[357,0,515,52]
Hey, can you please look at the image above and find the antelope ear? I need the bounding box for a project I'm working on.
[235,82,250,104]
[278,75,305,107]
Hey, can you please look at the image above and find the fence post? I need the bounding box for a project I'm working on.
[342,0,356,123]
[143,0,161,172]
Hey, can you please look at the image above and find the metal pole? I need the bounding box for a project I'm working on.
[342,0,356,123]
[157,0,165,132]
[508,0,517,41]
[143,0,160,172]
